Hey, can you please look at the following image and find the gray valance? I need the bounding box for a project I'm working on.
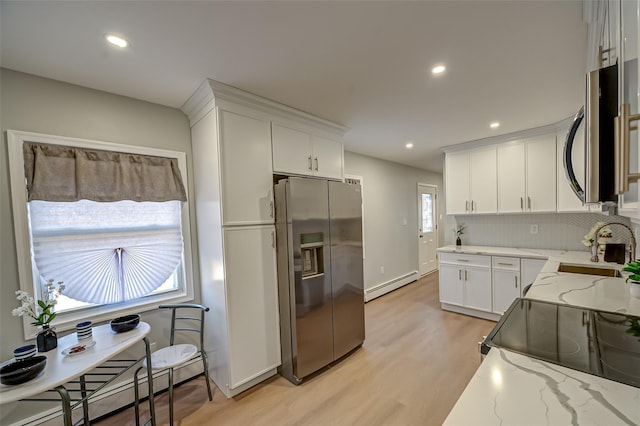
[23,143,187,202]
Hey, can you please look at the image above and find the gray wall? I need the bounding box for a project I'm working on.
[344,151,444,291]
[0,69,198,424]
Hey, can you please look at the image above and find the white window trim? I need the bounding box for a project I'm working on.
[7,130,195,339]
[344,174,365,260]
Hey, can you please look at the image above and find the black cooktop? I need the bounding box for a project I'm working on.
[483,298,640,388]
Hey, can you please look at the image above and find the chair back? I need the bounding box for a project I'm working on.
[159,303,209,350]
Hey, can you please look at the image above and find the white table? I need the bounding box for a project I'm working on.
[0,322,156,426]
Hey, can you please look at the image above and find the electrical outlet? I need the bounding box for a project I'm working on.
[530,224,539,234]
[380,266,385,274]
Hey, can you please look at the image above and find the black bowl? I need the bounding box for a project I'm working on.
[110,314,140,333]
[0,356,47,385]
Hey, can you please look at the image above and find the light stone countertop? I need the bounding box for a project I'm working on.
[440,245,640,425]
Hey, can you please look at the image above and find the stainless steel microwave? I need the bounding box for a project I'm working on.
[563,63,618,207]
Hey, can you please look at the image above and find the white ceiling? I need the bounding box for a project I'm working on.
[0,1,587,172]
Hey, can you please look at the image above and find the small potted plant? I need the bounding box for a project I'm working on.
[12,279,65,351]
[454,223,466,246]
[622,259,640,299]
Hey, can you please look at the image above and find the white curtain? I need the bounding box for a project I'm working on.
[29,200,183,304]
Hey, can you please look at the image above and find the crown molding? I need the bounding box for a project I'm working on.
[441,116,575,153]
[181,79,348,135]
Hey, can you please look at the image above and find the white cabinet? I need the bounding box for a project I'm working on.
[492,257,521,315]
[445,146,497,214]
[439,251,548,320]
[223,225,280,388]
[497,136,557,213]
[438,253,492,313]
[521,258,547,291]
[438,263,464,305]
[617,0,640,218]
[272,123,343,180]
[219,110,274,226]
[463,266,492,312]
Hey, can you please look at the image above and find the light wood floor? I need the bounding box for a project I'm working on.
[98,272,494,426]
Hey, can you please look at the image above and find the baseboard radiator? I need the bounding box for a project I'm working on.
[365,271,419,302]
[7,358,204,426]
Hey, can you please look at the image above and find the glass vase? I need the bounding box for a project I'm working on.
[36,325,58,352]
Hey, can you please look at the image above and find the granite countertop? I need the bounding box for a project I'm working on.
[441,245,640,425]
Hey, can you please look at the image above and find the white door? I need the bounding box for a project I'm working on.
[526,136,557,212]
[497,142,526,213]
[418,184,437,276]
[312,136,344,180]
[271,124,313,176]
[219,109,274,226]
[469,147,498,214]
[223,225,281,389]
[445,152,470,214]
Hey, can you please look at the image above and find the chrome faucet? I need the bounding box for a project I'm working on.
[591,222,637,263]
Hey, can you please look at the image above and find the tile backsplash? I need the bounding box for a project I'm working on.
[446,213,633,252]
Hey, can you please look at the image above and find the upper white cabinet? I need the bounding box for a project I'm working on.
[219,110,274,226]
[617,0,640,218]
[445,146,497,214]
[497,136,557,213]
[272,123,343,180]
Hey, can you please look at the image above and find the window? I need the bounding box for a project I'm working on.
[8,130,195,338]
[421,193,434,233]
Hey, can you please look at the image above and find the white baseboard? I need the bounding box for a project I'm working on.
[8,358,205,426]
[365,271,418,302]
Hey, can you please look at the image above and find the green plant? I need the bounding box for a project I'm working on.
[622,259,640,283]
[454,223,466,237]
[12,279,65,326]
[626,316,640,340]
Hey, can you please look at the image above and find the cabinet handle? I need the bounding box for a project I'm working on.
[527,197,531,210]
[465,270,468,280]
[520,197,523,211]
[314,157,319,171]
[308,156,313,171]
[497,262,513,266]
[271,231,275,248]
[269,201,274,218]
[471,200,475,212]
[456,259,469,262]
[465,201,469,212]
[514,276,518,288]
[459,270,462,280]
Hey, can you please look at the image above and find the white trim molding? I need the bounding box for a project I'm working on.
[6,130,195,339]
[365,271,419,302]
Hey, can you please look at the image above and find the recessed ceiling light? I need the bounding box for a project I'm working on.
[431,65,446,75]
[105,34,129,48]
[490,122,500,129]
[405,142,414,149]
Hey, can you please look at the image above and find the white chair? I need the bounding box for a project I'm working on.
[134,304,213,426]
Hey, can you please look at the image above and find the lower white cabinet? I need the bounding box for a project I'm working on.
[438,253,492,313]
[223,225,281,389]
[492,257,521,314]
[439,251,547,320]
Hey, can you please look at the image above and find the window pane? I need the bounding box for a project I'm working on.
[422,193,433,232]
[29,200,183,305]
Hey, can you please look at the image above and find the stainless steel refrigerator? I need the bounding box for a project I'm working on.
[275,177,365,384]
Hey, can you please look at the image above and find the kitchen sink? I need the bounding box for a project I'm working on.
[557,263,622,277]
